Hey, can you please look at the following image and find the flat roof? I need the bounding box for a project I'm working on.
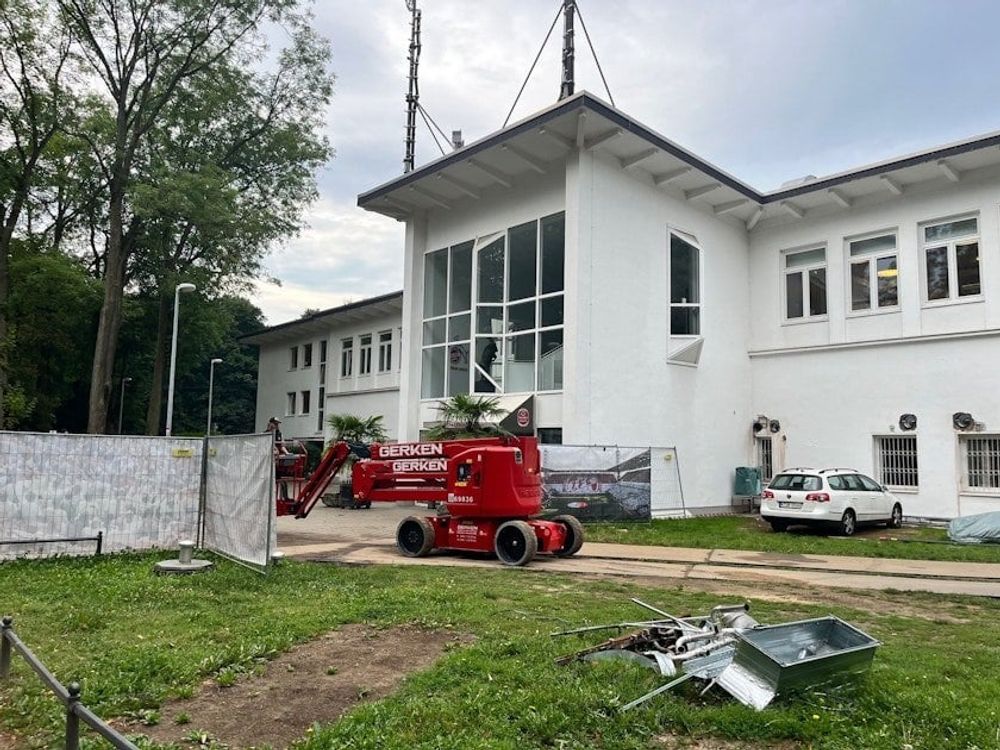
[358,91,1000,225]
[240,290,403,346]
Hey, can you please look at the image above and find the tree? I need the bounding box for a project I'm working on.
[56,0,298,433]
[426,394,508,440]
[327,414,389,445]
[0,0,72,425]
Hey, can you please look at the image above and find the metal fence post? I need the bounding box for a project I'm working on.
[1,617,11,679]
[197,436,209,549]
[95,531,103,556]
[66,682,81,750]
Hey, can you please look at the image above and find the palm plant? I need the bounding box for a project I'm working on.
[427,394,508,440]
[327,413,388,444]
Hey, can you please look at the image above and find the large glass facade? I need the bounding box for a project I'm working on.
[421,212,565,399]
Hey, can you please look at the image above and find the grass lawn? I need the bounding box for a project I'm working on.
[1,553,999,749]
[584,515,1000,563]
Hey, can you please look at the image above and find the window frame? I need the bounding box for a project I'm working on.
[873,434,919,491]
[919,213,983,307]
[300,389,311,415]
[286,391,296,416]
[302,343,313,368]
[959,434,1000,495]
[845,230,901,317]
[378,330,393,373]
[289,346,298,370]
[781,245,828,324]
[667,228,703,340]
[359,334,373,376]
[340,338,353,379]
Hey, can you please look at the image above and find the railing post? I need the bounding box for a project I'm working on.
[66,682,81,750]
[1,617,11,679]
[95,531,103,556]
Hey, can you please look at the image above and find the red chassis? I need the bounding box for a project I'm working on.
[276,436,584,567]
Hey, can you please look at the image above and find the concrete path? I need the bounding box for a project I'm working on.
[278,505,1000,598]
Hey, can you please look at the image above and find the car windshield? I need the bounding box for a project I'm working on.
[769,474,822,491]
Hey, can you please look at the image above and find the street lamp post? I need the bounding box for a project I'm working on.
[118,377,132,434]
[165,282,196,437]
[206,358,223,436]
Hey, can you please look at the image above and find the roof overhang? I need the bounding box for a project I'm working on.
[358,91,1000,228]
[240,291,403,347]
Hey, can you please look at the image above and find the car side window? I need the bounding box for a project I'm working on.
[827,475,845,491]
[842,474,864,491]
[858,474,882,492]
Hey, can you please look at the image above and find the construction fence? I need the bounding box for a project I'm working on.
[539,444,685,522]
[0,431,274,571]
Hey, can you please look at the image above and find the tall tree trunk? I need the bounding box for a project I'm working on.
[0,196,26,428]
[145,291,171,434]
[86,180,126,433]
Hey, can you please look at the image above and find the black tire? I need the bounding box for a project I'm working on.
[839,509,857,537]
[396,516,435,557]
[767,519,789,533]
[888,503,903,529]
[552,514,585,557]
[363,502,372,510]
[494,520,538,567]
[321,494,338,508]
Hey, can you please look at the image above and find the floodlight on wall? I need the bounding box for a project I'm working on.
[752,415,768,433]
[953,412,975,431]
[768,419,781,434]
[898,413,918,431]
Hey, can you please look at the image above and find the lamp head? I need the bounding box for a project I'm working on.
[211,358,223,365]
[176,282,196,293]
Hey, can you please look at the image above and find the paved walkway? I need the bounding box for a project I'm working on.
[278,505,1000,598]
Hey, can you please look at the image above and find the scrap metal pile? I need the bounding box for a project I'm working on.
[554,598,879,711]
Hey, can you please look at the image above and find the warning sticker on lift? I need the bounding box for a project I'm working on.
[455,522,479,543]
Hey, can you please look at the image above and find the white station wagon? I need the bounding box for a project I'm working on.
[760,468,904,536]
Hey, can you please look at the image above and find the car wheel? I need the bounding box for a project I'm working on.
[888,503,903,529]
[768,519,789,533]
[839,509,857,537]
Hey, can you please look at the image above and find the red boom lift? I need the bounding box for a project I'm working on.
[275,436,584,566]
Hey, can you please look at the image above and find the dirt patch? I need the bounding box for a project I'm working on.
[128,624,472,749]
[0,731,20,750]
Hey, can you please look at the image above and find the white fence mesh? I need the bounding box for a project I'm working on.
[202,433,275,571]
[0,432,203,560]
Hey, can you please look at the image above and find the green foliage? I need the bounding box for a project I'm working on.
[327,413,389,444]
[584,515,1000,564]
[0,555,998,749]
[426,394,508,440]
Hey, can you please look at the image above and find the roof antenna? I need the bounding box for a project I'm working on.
[559,0,575,100]
[403,0,422,173]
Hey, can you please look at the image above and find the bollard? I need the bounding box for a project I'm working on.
[66,682,81,750]
[178,540,194,565]
[0,616,11,679]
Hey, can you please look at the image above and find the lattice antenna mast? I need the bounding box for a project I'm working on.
[559,0,575,100]
[403,1,422,173]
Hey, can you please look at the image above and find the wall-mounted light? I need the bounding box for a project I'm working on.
[769,419,781,434]
[953,412,975,431]
[898,413,917,431]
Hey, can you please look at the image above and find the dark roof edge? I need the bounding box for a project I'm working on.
[358,91,1000,210]
[239,290,403,344]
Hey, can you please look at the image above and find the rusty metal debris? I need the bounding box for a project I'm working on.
[554,600,879,711]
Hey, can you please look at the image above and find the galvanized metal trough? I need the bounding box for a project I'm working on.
[716,616,880,710]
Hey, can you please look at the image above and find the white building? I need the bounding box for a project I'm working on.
[343,91,1000,520]
[244,292,403,444]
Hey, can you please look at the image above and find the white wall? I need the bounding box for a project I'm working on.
[749,167,1000,517]
[255,334,328,439]
[566,149,753,509]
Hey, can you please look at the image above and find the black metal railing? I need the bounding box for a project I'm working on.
[0,616,138,750]
[0,532,103,556]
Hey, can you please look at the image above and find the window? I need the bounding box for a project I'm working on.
[922,216,981,302]
[421,212,565,399]
[319,340,327,363]
[755,436,773,482]
[769,474,821,491]
[359,334,372,376]
[961,435,1000,491]
[289,346,298,369]
[874,436,918,489]
[317,387,325,432]
[378,331,393,372]
[849,233,898,312]
[537,428,563,445]
[303,343,313,367]
[286,392,296,415]
[669,231,700,336]
[340,338,353,378]
[300,390,311,414]
[783,248,827,320]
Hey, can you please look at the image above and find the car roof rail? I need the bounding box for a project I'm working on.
[820,467,860,474]
[781,467,816,472]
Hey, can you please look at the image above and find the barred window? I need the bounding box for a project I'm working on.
[961,435,1000,490]
[874,435,918,488]
[756,436,774,481]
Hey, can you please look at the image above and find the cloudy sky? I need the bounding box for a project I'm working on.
[253,0,1000,324]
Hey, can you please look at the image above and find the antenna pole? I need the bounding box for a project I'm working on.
[559,0,575,100]
[404,1,422,173]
